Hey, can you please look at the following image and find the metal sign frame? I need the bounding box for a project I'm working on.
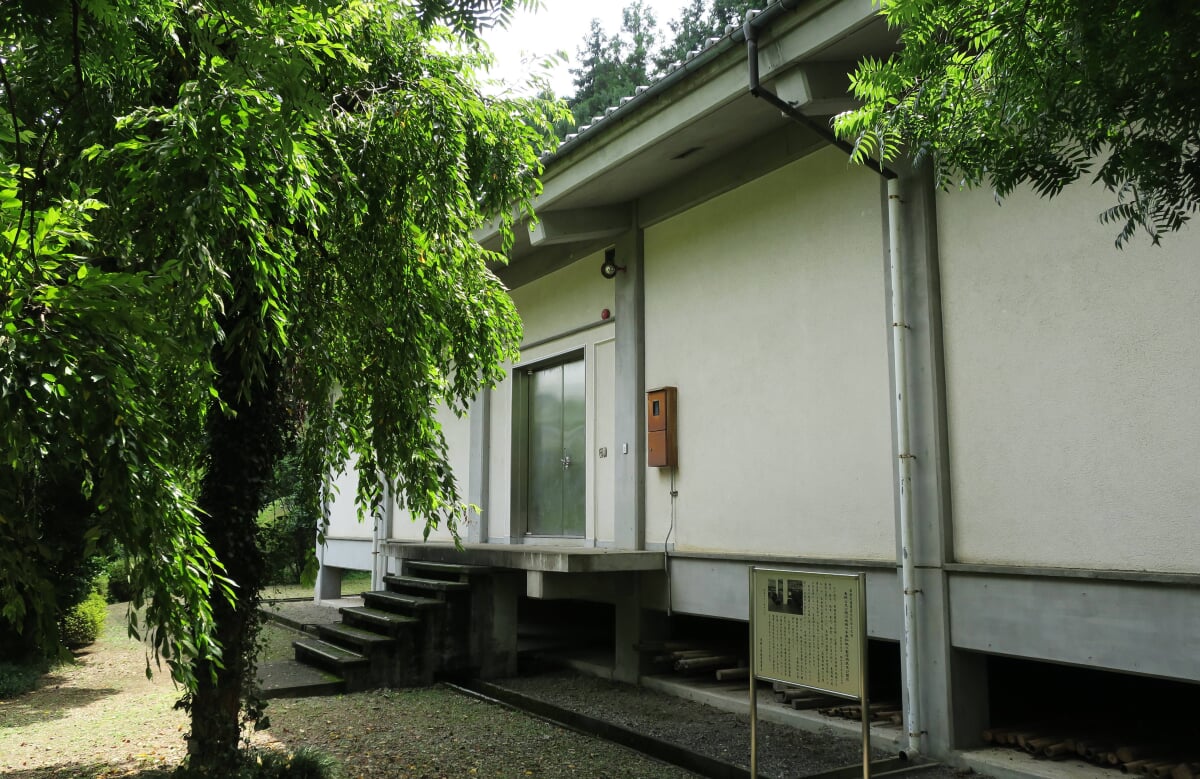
[748,567,870,779]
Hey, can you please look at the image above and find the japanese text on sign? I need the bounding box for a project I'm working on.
[751,569,864,698]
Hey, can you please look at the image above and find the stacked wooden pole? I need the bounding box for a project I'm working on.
[636,641,748,680]
[817,701,904,725]
[982,728,1199,777]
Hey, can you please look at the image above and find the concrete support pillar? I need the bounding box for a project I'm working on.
[613,572,666,684]
[473,570,522,678]
[613,218,646,551]
[315,564,343,602]
[884,163,988,757]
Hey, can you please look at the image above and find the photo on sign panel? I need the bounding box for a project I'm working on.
[767,577,804,615]
[767,578,784,610]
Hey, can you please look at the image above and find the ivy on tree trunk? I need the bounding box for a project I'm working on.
[183,321,289,771]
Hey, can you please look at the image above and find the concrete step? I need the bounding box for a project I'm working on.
[404,560,492,581]
[383,574,470,593]
[257,658,344,699]
[293,637,369,672]
[316,622,397,653]
[362,589,444,613]
[340,605,421,635]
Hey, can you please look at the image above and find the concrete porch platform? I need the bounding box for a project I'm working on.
[380,541,664,574]
[379,541,665,684]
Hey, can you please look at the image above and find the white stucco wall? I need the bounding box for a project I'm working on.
[643,146,895,561]
[593,338,617,546]
[388,403,472,543]
[938,184,1200,573]
[487,251,616,543]
[325,466,374,540]
[488,372,514,541]
[510,251,615,343]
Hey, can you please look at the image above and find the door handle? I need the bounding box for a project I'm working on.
[561,454,572,469]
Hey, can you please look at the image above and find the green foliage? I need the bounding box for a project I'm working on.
[567,0,758,129]
[0,660,43,699]
[1,0,551,767]
[622,1,659,88]
[412,0,535,39]
[834,0,1200,245]
[258,444,351,586]
[568,20,632,127]
[707,0,755,30]
[103,554,135,604]
[59,590,107,649]
[654,0,709,72]
[653,0,754,72]
[568,2,660,127]
[258,505,313,587]
[0,152,219,666]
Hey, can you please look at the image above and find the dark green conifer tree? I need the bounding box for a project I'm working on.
[654,0,708,71]
[567,1,660,128]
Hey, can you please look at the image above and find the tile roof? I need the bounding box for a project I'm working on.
[548,12,764,160]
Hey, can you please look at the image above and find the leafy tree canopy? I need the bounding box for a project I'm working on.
[834,0,1200,245]
[706,0,756,31]
[1,0,560,766]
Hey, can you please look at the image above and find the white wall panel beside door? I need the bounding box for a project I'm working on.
[594,338,616,545]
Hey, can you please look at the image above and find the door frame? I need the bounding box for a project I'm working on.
[510,347,591,544]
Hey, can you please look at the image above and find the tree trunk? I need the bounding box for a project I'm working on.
[186,328,289,772]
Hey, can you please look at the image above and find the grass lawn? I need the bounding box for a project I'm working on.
[263,570,372,601]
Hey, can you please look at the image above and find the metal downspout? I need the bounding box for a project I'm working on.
[742,10,923,757]
[886,178,923,757]
[373,479,393,591]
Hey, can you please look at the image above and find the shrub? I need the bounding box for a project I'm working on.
[59,590,107,648]
[103,556,134,603]
[256,748,339,779]
[0,661,42,699]
[174,748,339,779]
[258,450,321,587]
[258,501,316,586]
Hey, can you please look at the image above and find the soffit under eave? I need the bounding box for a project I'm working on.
[481,3,897,263]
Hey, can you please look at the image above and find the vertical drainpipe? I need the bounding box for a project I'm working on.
[372,479,391,590]
[743,12,923,756]
[887,178,923,757]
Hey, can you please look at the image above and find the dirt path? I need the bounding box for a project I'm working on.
[0,604,188,778]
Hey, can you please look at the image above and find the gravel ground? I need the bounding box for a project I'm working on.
[494,669,979,779]
[256,687,699,778]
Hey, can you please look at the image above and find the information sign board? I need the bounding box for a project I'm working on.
[750,568,864,699]
[748,567,869,779]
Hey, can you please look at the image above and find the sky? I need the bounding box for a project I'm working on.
[483,0,695,97]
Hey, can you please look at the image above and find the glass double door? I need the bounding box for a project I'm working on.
[527,360,585,537]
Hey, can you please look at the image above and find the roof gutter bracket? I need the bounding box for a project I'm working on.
[742,6,896,181]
